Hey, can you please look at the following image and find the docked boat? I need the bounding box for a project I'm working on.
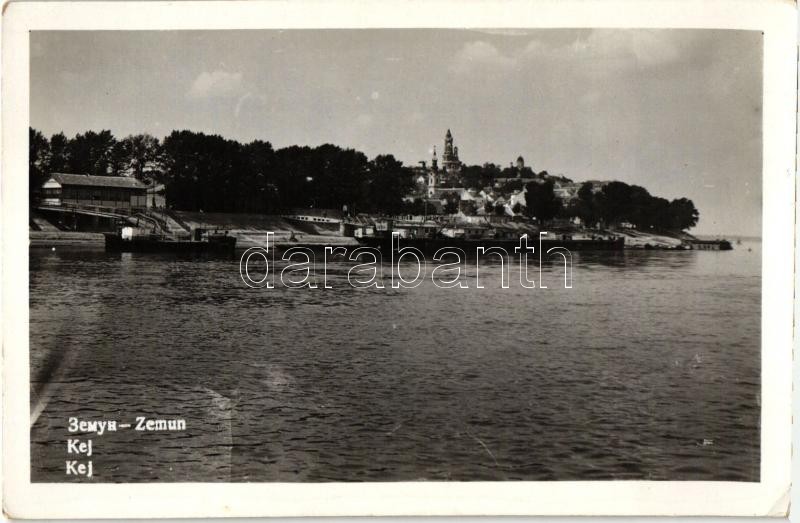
[686,239,733,251]
[104,226,236,255]
[355,235,624,253]
[352,218,624,253]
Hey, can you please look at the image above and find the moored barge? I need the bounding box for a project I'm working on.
[355,235,624,253]
[104,227,236,255]
[686,239,733,251]
[351,217,624,253]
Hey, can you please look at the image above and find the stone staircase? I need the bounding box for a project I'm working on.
[150,210,192,238]
[30,211,62,232]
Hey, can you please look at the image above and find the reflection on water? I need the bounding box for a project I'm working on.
[30,242,760,482]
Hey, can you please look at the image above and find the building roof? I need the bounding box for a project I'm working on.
[48,173,147,189]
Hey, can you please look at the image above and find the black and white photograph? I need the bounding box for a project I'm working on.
[2,0,796,518]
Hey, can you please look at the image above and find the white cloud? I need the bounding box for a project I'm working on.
[573,31,682,68]
[187,70,245,100]
[522,40,546,55]
[450,31,685,78]
[449,38,571,74]
[450,41,517,74]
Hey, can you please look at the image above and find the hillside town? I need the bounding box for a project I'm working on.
[407,128,603,222]
[29,126,706,250]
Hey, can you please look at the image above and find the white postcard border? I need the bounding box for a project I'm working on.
[2,0,795,518]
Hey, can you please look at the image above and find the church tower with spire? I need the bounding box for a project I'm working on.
[424,129,463,198]
[441,129,461,174]
[427,146,438,197]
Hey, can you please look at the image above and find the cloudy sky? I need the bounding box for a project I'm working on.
[31,29,762,235]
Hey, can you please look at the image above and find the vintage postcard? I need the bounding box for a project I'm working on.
[2,0,796,518]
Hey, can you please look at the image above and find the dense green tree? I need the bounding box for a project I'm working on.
[524,180,561,222]
[595,181,632,225]
[626,185,653,227]
[365,154,412,214]
[273,144,315,209]
[576,180,700,231]
[460,162,501,189]
[442,192,460,214]
[310,145,366,210]
[66,130,118,176]
[500,166,518,179]
[29,127,49,203]
[115,134,165,181]
[668,197,700,230]
[27,127,699,229]
[403,198,437,215]
[644,197,671,230]
[161,130,229,211]
[498,179,524,192]
[573,181,597,225]
[239,140,278,213]
[461,199,478,216]
[47,132,70,173]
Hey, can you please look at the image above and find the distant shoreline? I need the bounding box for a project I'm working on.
[30,229,756,250]
[30,210,755,250]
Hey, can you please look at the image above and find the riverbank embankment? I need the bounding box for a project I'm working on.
[29,213,358,249]
[30,231,105,246]
[611,229,692,249]
[29,211,694,250]
[172,212,357,249]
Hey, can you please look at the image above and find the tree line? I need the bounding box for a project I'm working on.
[438,176,698,232]
[521,179,698,231]
[29,128,414,214]
[29,127,699,231]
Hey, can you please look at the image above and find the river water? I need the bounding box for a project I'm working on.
[30,241,761,482]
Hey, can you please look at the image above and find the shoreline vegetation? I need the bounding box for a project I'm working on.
[29,127,719,250]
